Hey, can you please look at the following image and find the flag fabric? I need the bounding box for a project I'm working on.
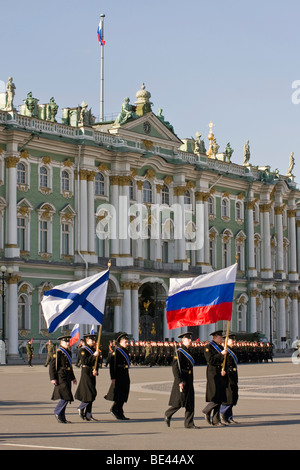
[166,264,237,330]
[41,270,109,333]
[97,18,105,45]
[70,323,80,347]
[90,325,95,335]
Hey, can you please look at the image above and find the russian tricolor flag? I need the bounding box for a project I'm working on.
[70,323,80,347]
[97,18,105,46]
[166,264,237,330]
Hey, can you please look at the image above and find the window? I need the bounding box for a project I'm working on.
[184,191,191,205]
[17,162,26,184]
[17,217,26,251]
[95,173,105,196]
[221,198,229,218]
[18,295,26,329]
[61,170,70,191]
[40,166,48,188]
[61,223,70,255]
[129,180,134,200]
[236,201,243,220]
[39,220,48,253]
[143,181,152,203]
[162,184,169,205]
[208,196,214,216]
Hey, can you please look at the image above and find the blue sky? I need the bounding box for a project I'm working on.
[1,0,300,185]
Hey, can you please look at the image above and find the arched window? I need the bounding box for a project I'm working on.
[184,190,191,205]
[95,173,105,196]
[61,170,70,191]
[17,162,26,184]
[40,166,48,188]
[143,181,152,203]
[162,184,169,205]
[18,295,27,329]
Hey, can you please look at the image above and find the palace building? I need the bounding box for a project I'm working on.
[0,79,299,361]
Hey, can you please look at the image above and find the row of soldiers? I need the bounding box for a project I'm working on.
[121,340,273,366]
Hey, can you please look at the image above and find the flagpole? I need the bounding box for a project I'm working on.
[93,260,111,371]
[221,259,238,374]
[99,13,105,122]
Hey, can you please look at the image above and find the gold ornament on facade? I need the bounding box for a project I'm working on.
[130,168,138,177]
[142,140,154,151]
[137,180,143,190]
[145,168,155,179]
[42,156,51,165]
[63,158,73,167]
[6,156,20,168]
[164,175,173,185]
[98,163,109,172]
[110,175,119,186]
[20,150,29,159]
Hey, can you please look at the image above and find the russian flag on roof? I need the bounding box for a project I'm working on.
[166,264,237,330]
[70,324,80,347]
[97,18,105,45]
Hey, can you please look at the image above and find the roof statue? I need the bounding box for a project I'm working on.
[157,108,175,134]
[114,97,139,125]
[243,140,250,166]
[224,142,234,163]
[286,152,295,177]
[194,132,206,154]
[207,122,216,158]
[6,77,16,111]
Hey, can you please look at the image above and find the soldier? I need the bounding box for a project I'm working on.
[220,333,239,424]
[202,330,228,426]
[104,333,131,420]
[49,335,77,423]
[26,339,34,367]
[164,332,198,429]
[44,340,55,367]
[75,333,100,421]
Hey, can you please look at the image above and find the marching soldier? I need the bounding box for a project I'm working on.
[164,332,198,429]
[44,340,55,367]
[202,330,228,426]
[75,333,100,421]
[220,332,239,424]
[104,332,131,420]
[49,335,77,423]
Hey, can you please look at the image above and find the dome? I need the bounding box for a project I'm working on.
[135,83,152,105]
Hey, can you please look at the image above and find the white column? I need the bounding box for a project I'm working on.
[263,294,270,341]
[87,171,97,260]
[113,299,122,332]
[290,292,299,342]
[275,205,285,276]
[203,196,210,267]
[5,156,20,258]
[174,187,186,265]
[195,193,205,267]
[131,284,139,340]
[79,170,88,254]
[121,282,132,334]
[247,200,256,276]
[7,276,19,359]
[276,292,286,343]
[110,176,119,258]
[119,177,131,261]
[260,203,272,279]
[296,220,300,275]
[249,288,258,332]
[288,209,298,281]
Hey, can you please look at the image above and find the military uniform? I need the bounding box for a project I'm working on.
[104,333,131,420]
[202,330,227,425]
[220,333,239,424]
[26,340,34,366]
[49,335,77,423]
[75,334,99,420]
[165,333,198,429]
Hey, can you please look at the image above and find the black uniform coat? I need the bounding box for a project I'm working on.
[204,341,227,404]
[75,346,98,403]
[49,347,76,402]
[104,346,130,403]
[223,347,238,406]
[168,345,195,409]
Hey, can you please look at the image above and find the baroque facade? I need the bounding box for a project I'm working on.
[0,79,299,361]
